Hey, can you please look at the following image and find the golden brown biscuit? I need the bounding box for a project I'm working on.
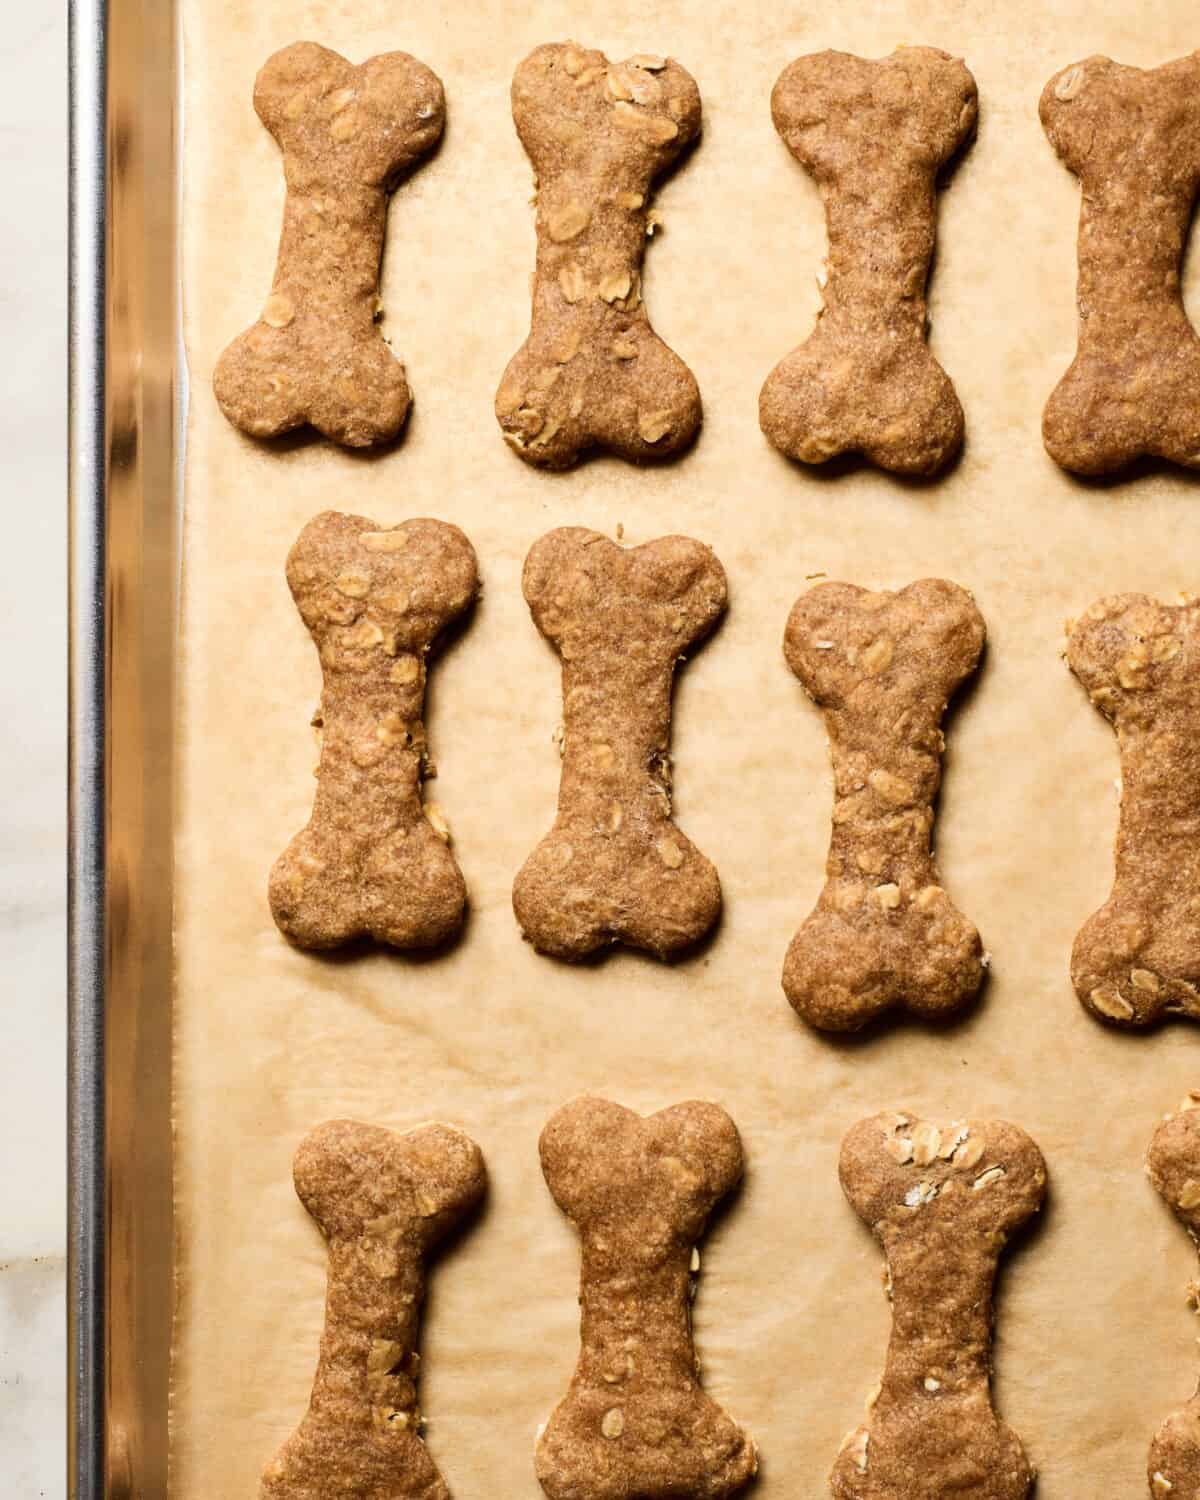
[1041,53,1200,476]
[1146,1096,1200,1500]
[269,511,478,951]
[782,580,986,1031]
[214,42,444,447]
[536,1097,757,1500]
[513,528,725,960]
[495,43,702,469]
[1067,593,1200,1026]
[834,1111,1045,1500]
[258,1119,486,1500]
[760,47,977,476]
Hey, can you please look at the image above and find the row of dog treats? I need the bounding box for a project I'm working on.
[256,1094,1200,1500]
[269,512,1188,1034]
[214,39,1200,479]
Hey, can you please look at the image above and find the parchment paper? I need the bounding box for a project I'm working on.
[173,1,1200,1495]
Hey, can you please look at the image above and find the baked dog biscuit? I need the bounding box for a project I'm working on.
[536,1097,757,1500]
[214,42,444,447]
[495,43,702,468]
[783,580,986,1031]
[760,48,977,476]
[513,528,725,960]
[1068,594,1200,1026]
[259,1119,486,1500]
[1146,1096,1200,1500]
[1041,53,1200,475]
[269,511,478,951]
[834,1111,1045,1500]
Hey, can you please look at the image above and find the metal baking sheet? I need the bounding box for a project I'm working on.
[72,1,1200,1498]
[69,1,177,1496]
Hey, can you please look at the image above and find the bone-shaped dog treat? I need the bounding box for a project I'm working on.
[536,1097,757,1500]
[1067,593,1200,1027]
[269,510,478,951]
[759,48,977,476]
[495,43,702,469]
[258,1119,485,1500]
[834,1111,1045,1500]
[782,580,986,1031]
[1040,53,1200,476]
[513,528,725,960]
[1146,1097,1200,1500]
[214,41,445,448]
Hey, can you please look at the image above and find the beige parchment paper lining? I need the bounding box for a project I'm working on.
[173,0,1200,1494]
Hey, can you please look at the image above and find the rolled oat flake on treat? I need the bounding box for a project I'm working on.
[759,46,977,477]
[833,1111,1045,1500]
[214,41,445,448]
[495,42,703,469]
[535,1097,758,1500]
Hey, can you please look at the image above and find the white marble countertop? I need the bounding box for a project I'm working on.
[1,9,67,1496]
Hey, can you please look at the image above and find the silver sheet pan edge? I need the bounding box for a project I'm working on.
[69,1,178,1495]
